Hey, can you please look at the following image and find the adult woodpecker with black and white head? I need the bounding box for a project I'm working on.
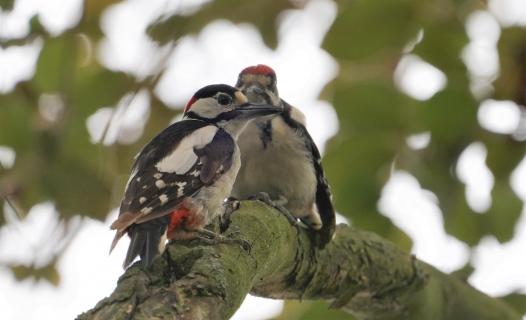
[231,64,336,248]
[110,84,281,268]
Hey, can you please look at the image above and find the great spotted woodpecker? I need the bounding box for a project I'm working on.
[231,65,336,247]
[110,84,281,268]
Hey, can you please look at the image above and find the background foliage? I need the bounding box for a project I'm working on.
[0,0,525,318]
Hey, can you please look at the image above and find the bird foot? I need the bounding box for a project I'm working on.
[196,228,251,252]
[220,197,240,233]
[249,192,300,227]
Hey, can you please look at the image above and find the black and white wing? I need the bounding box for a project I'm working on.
[110,119,235,267]
[282,101,336,247]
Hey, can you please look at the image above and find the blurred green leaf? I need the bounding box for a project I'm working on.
[0,92,35,151]
[325,80,414,189]
[411,149,522,245]
[148,0,296,48]
[0,0,14,11]
[325,0,418,61]
[11,262,60,286]
[494,27,526,105]
[42,157,112,218]
[502,293,526,315]
[0,92,45,210]
[324,81,413,250]
[0,29,139,218]
[412,17,469,77]
[33,36,76,93]
[443,189,481,246]
[421,86,477,145]
[482,180,522,242]
[483,134,524,178]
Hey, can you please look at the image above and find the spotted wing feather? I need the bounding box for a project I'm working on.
[111,120,235,267]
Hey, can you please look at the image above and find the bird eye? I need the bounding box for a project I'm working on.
[217,93,232,106]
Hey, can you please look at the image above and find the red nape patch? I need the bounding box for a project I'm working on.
[240,64,275,77]
[167,207,190,236]
[184,97,197,114]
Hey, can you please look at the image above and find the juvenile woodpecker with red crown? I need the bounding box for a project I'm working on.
[231,64,336,247]
[110,84,281,268]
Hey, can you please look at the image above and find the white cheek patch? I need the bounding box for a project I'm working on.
[190,98,222,119]
[155,126,218,174]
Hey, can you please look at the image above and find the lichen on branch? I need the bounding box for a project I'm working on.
[77,201,520,320]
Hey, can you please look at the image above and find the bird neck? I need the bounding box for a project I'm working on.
[218,119,250,140]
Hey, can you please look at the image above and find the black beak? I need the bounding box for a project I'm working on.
[236,102,282,119]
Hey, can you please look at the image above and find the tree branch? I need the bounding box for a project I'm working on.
[77,201,520,320]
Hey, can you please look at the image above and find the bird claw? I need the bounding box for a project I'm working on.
[248,191,273,205]
[196,228,251,252]
[249,192,300,227]
[220,197,240,233]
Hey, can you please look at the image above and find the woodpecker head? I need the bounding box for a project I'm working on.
[236,64,281,106]
[183,84,281,136]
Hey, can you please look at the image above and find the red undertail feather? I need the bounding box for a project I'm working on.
[167,207,190,236]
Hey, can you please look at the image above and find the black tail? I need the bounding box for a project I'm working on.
[123,223,165,268]
[307,128,336,248]
[314,175,336,248]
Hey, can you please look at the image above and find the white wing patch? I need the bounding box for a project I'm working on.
[176,181,187,197]
[155,125,218,174]
[155,179,166,188]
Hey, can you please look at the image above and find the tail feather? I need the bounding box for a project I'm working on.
[314,179,336,248]
[110,212,139,231]
[142,230,161,267]
[123,228,145,268]
[122,225,164,268]
[109,230,126,254]
[109,211,139,255]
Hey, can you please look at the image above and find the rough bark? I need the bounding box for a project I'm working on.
[77,201,520,320]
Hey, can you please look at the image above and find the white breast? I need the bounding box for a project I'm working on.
[194,145,241,222]
[233,116,317,216]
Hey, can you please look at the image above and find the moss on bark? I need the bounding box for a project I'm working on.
[77,201,520,320]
